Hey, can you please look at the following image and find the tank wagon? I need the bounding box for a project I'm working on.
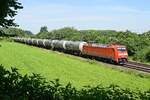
[51,40,64,49]
[13,37,128,64]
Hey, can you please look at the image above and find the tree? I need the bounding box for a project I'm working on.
[40,26,48,33]
[24,30,33,36]
[0,0,23,27]
[36,26,49,38]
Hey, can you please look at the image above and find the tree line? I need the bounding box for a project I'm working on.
[0,27,33,37]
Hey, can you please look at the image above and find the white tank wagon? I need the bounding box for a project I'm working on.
[24,38,28,43]
[14,38,21,42]
[30,39,35,45]
[51,40,66,49]
[13,38,18,42]
[19,38,24,43]
[24,38,29,44]
[26,38,31,44]
[19,38,25,43]
[43,39,52,48]
[32,39,38,46]
[22,38,26,43]
[36,39,45,47]
[28,39,33,45]
[64,41,87,52]
[14,38,22,42]
[21,38,26,43]
[14,38,24,43]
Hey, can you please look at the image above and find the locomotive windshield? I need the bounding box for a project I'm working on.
[117,47,126,52]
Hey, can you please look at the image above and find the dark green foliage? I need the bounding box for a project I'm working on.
[0,65,149,100]
[133,47,150,62]
[146,51,150,62]
[40,26,48,33]
[36,26,49,39]
[37,27,81,40]
[0,0,23,27]
[2,28,32,37]
[24,30,33,36]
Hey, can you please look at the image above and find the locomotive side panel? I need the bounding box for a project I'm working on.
[83,45,115,60]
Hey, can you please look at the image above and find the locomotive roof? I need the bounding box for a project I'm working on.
[87,43,126,48]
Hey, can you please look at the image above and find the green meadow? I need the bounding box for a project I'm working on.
[0,41,150,91]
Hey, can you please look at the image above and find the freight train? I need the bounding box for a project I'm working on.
[13,38,128,65]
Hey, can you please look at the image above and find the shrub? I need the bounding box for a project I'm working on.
[0,65,149,100]
[133,47,150,62]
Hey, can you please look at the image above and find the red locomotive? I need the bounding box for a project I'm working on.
[83,44,128,64]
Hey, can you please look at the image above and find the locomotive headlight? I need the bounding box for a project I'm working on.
[118,54,123,56]
[118,53,128,56]
[123,53,128,56]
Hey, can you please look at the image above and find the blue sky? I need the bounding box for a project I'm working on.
[16,0,150,34]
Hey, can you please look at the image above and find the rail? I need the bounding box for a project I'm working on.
[123,61,150,73]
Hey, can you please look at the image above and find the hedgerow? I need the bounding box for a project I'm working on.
[0,65,150,100]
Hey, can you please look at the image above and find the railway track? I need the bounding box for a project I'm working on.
[123,62,150,73]
[70,54,150,73]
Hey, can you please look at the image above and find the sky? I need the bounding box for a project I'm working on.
[16,0,150,34]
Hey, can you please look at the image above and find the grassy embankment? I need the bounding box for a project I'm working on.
[0,41,150,91]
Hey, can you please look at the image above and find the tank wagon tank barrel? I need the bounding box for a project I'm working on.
[64,41,87,52]
[51,40,65,49]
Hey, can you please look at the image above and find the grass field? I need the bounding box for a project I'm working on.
[0,41,150,91]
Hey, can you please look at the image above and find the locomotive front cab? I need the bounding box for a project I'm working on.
[111,44,128,64]
[116,46,128,64]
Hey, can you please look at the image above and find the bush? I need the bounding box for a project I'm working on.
[0,37,13,42]
[133,47,150,62]
[0,65,150,100]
